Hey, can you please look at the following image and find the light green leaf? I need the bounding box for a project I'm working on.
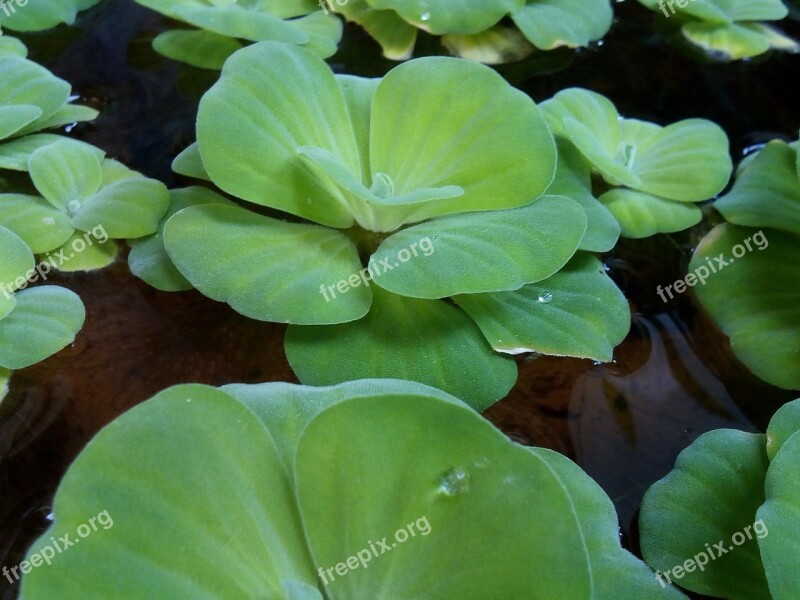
[371,195,585,298]
[690,224,800,390]
[336,0,418,60]
[640,429,771,600]
[28,139,103,211]
[0,285,85,369]
[369,56,556,226]
[366,0,516,34]
[0,34,27,57]
[0,366,9,401]
[71,176,170,239]
[441,25,535,65]
[285,286,517,410]
[0,105,42,140]
[171,142,210,181]
[171,4,310,43]
[0,56,70,130]
[0,134,103,172]
[129,187,231,292]
[153,29,243,70]
[48,231,119,272]
[290,11,344,58]
[682,22,771,60]
[765,399,800,461]
[456,253,630,361]
[19,384,318,599]
[757,430,800,600]
[197,42,359,228]
[0,0,96,32]
[715,142,800,237]
[164,202,370,324]
[0,193,74,253]
[511,0,613,50]
[0,224,35,294]
[27,103,98,133]
[599,188,703,238]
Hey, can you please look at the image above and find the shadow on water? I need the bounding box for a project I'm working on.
[1,1,798,597]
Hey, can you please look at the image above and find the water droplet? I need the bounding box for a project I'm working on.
[438,467,469,496]
[537,291,553,303]
[67,200,81,214]
[473,457,490,469]
[420,12,431,21]
[42,217,56,226]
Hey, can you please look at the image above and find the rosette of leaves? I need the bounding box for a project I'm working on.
[0,53,98,158]
[20,378,686,599]
[640,398,800,599]
[687,138,800,390]
[333,0,613,62]
[132,0,342,69]
[0,0,101,32]
[637,0,798,60]
[541,87,733,240]
[133,42,630,409]
[0,138,169,272]
[0,222,85,396]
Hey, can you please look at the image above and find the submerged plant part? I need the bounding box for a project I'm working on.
[638,0,798,60]
[334,0,613,62]
[142,42,631,409]
[640,398,800,599]
[541,87,732,239]
[689,138,800,390]
[133,0,342,68]
[20,379,687,599]
[0,0,101,32]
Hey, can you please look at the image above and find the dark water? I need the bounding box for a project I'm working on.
[1,1,798,597]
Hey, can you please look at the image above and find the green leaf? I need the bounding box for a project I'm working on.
[0,134,103,172]
[690,224,800,390]
[757,430,800,600]
[0,223,35,293]
[28,103,98,132]
[369,56,556,226]
[366,0,517,34]
[152,29,243,70]
[0,285,85,369]
[336,0,418,60]
[682,22,771,60]
[171,142,210,181]
[0,0,94,31]
[170,4,310,43]
[285,286,517,410]
[715,142,800,237]
[129,187,231,292]
[456,253,630,361]
[765,399,800,461]
[28,139,103,211]
[0,105,42,140]
[0,366,9,401]
[511,0,613,50]
[20,384,318,599]
[0,193,74,253]
[70,176,169,239]
[164,202,370,324]
[640,429,772,599]
[197,42,359,228]
[47,231,119,272]
[547,141,619,252]
[599,189,702,238]
[441,25,535,65]
[290,11,344,59]
[371,195,585,298]
[0,34,27,57]
[0,56,70,132]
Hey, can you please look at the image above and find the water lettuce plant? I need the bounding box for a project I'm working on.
[688,138,800,390]
[133,42,631,409]
[638,0,798,60]
[640,398,800,599]
[334,0,613,62]
[20,378,686,599]
[133,0,342,68]
[0,0,101,32]
[541,87,732,239]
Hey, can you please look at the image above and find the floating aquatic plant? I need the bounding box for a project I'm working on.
[638,0,798,60]
[689,138,800,390]
[640,398,800,599]
[20,379,686,599]
[541,87,733,239]
[133,0,343,68]
[334,0,613,62]
[0,0,101,32]
[133,42,630,409]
